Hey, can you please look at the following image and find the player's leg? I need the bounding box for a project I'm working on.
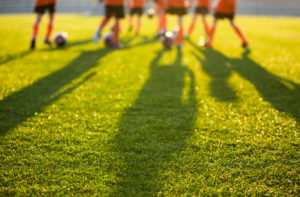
[230,20,248,47]
[112,18,121,48]
[206,18,217,47]
[157,11,167,36]
[136,14,142,34]
[188,13,197,35]
[176,15,184,48]
[31,13,43,49]
[128,12,134,31]
[93,16,111,44]
[44,12,54,46]
[201,14,210,38]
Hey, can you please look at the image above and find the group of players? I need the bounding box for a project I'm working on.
[30,0,248,49]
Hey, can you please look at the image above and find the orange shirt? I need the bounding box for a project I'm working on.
[167,0,185,8]
[197,0,210,7]
[215,0,236,14]
[105,0,125,6]
[130,0,145,8]
[35,0,57,6]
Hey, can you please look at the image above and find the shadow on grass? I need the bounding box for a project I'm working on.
[0,51,32,66]
[189,38,300,123]
[111,49,198,195]
[40,39,92,51]
[0,38,161,136]
[232,49,300,123]
[0,48,111,135]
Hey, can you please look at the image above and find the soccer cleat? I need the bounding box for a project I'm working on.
[30,39,36,50]
[44,39,52,46]
[113,43,123,49]
[93,29,101,44]
[176,44,182,49]
[242,42,248,48]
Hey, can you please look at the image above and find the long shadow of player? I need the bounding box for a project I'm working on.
[0,48,111,135]
[0,38,163,136]
[111,49,198,195]
[231,49,300,123]
[187,39,237,102]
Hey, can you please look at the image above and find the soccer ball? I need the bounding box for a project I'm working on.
[102,32,113,47]
[160,31,174,48]
[53,32,68,47]
[147,8,156,18]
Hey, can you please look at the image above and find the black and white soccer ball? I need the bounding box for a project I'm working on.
[53,32,68,47]
[102,32,113,47]
[147,8,156,18]
[160,31,174,48]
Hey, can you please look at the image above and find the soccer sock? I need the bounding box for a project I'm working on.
[158,13,166,31]
[202,15,210,37]
[188,14,197,35]
[32,23,39,40]
[129,16,133,27]
[113,20,120,45]
[231,23,248,44]
[136,17,141,33]
[176,17,183,45]
[45,23,53,40]
[207,19,217,46]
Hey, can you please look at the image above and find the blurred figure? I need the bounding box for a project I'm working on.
[166,0,188,48]
[206,0,248,47]
[128,0,145,34]
[187,0,210,38]
[30,0,58,50]
[154,0,167,36]
[93,0,125,49]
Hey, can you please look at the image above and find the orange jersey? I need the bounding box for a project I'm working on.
[215,0,236,14]
[35,0,57,6]
[197,0,210,7]
[105,0,125,6]
[130,0,145,8]
[167,0,185,8]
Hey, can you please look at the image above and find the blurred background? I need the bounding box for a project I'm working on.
[0,0,300,16]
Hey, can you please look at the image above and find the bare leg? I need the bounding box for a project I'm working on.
[188,14,197,35]
[206,18,217,47]
[93,16,111,44]
[44,13,54,44]
[230,20,248,47]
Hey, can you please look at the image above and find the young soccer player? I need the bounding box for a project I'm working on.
[93,0,125,48]
[128,0,145,34]
[30,0,58,50]
[166,0,187,48]
[187,0,210,38]
[206,0,248,47]
[154,0,167,36]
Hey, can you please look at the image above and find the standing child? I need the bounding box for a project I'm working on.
[187,0,210,38]
[166,0,188,48]
[128,0,145,34]
[93,0,125,48]
[206,0,248,47]
[30,0,58,50]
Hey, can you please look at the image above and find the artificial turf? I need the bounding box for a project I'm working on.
[0,14,299,196]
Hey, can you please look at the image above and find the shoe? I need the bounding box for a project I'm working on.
[44,39,52,46]
[30,39,36,50]
[242,42,248,48]
[113,43,123,49]
[93,29,101,44]
[176,44,182,49]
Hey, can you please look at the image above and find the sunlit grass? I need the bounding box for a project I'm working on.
[0,14,299,196]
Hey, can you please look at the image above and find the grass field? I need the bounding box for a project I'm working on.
[0,14,299,196]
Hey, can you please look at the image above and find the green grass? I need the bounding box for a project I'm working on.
[0,14,299,196]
